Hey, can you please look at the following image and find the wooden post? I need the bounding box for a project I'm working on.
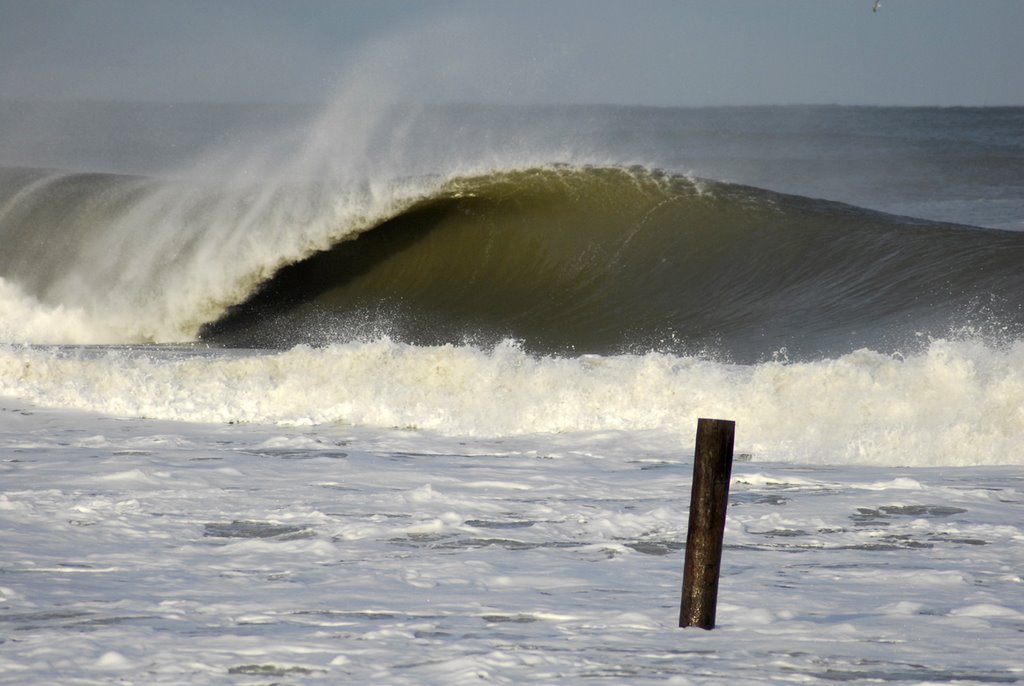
[679,418,735,630]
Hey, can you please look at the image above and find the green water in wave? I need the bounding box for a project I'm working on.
[201,166,1024,360]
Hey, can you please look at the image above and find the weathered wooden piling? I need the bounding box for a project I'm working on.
[679,418,735,630]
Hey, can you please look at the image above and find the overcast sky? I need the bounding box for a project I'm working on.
[1,0,1022,107]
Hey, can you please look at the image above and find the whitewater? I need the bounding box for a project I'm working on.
[2,100,1024,684]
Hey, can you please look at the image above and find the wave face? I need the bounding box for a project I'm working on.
[3,163,1024,361]
[202,165,1024,361]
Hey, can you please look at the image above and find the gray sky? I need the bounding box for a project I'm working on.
[1,0,1022,106]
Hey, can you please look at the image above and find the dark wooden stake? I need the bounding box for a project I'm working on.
[679,418,735,630]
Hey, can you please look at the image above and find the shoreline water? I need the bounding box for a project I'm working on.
[2,400,1023,683]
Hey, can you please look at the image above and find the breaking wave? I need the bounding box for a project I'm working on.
[3,164,1023,361]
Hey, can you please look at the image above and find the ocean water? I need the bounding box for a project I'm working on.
[2,101,1023,684]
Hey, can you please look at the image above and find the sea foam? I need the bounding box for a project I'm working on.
[2,336,1022,466]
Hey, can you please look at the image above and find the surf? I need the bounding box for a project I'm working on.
[3,336,1024,466]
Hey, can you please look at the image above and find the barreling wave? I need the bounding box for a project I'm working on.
[201,165,1024,361]
[3,163,1024,360]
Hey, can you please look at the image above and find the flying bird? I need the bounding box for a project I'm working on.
[873,0,882,11]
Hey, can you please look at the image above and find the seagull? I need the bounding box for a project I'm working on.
[873,0,881,11]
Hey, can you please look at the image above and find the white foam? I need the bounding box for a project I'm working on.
[2,401,1022,684]
[0,278,123,344]
[3,336,1024,467]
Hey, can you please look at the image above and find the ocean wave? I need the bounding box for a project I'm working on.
[203,165,1024,360]
[3,163,1023,359]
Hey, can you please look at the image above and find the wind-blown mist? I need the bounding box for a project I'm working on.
[0,19,596,343]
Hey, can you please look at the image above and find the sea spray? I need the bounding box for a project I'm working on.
[0,98,590,346]
[0,165,440,343]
